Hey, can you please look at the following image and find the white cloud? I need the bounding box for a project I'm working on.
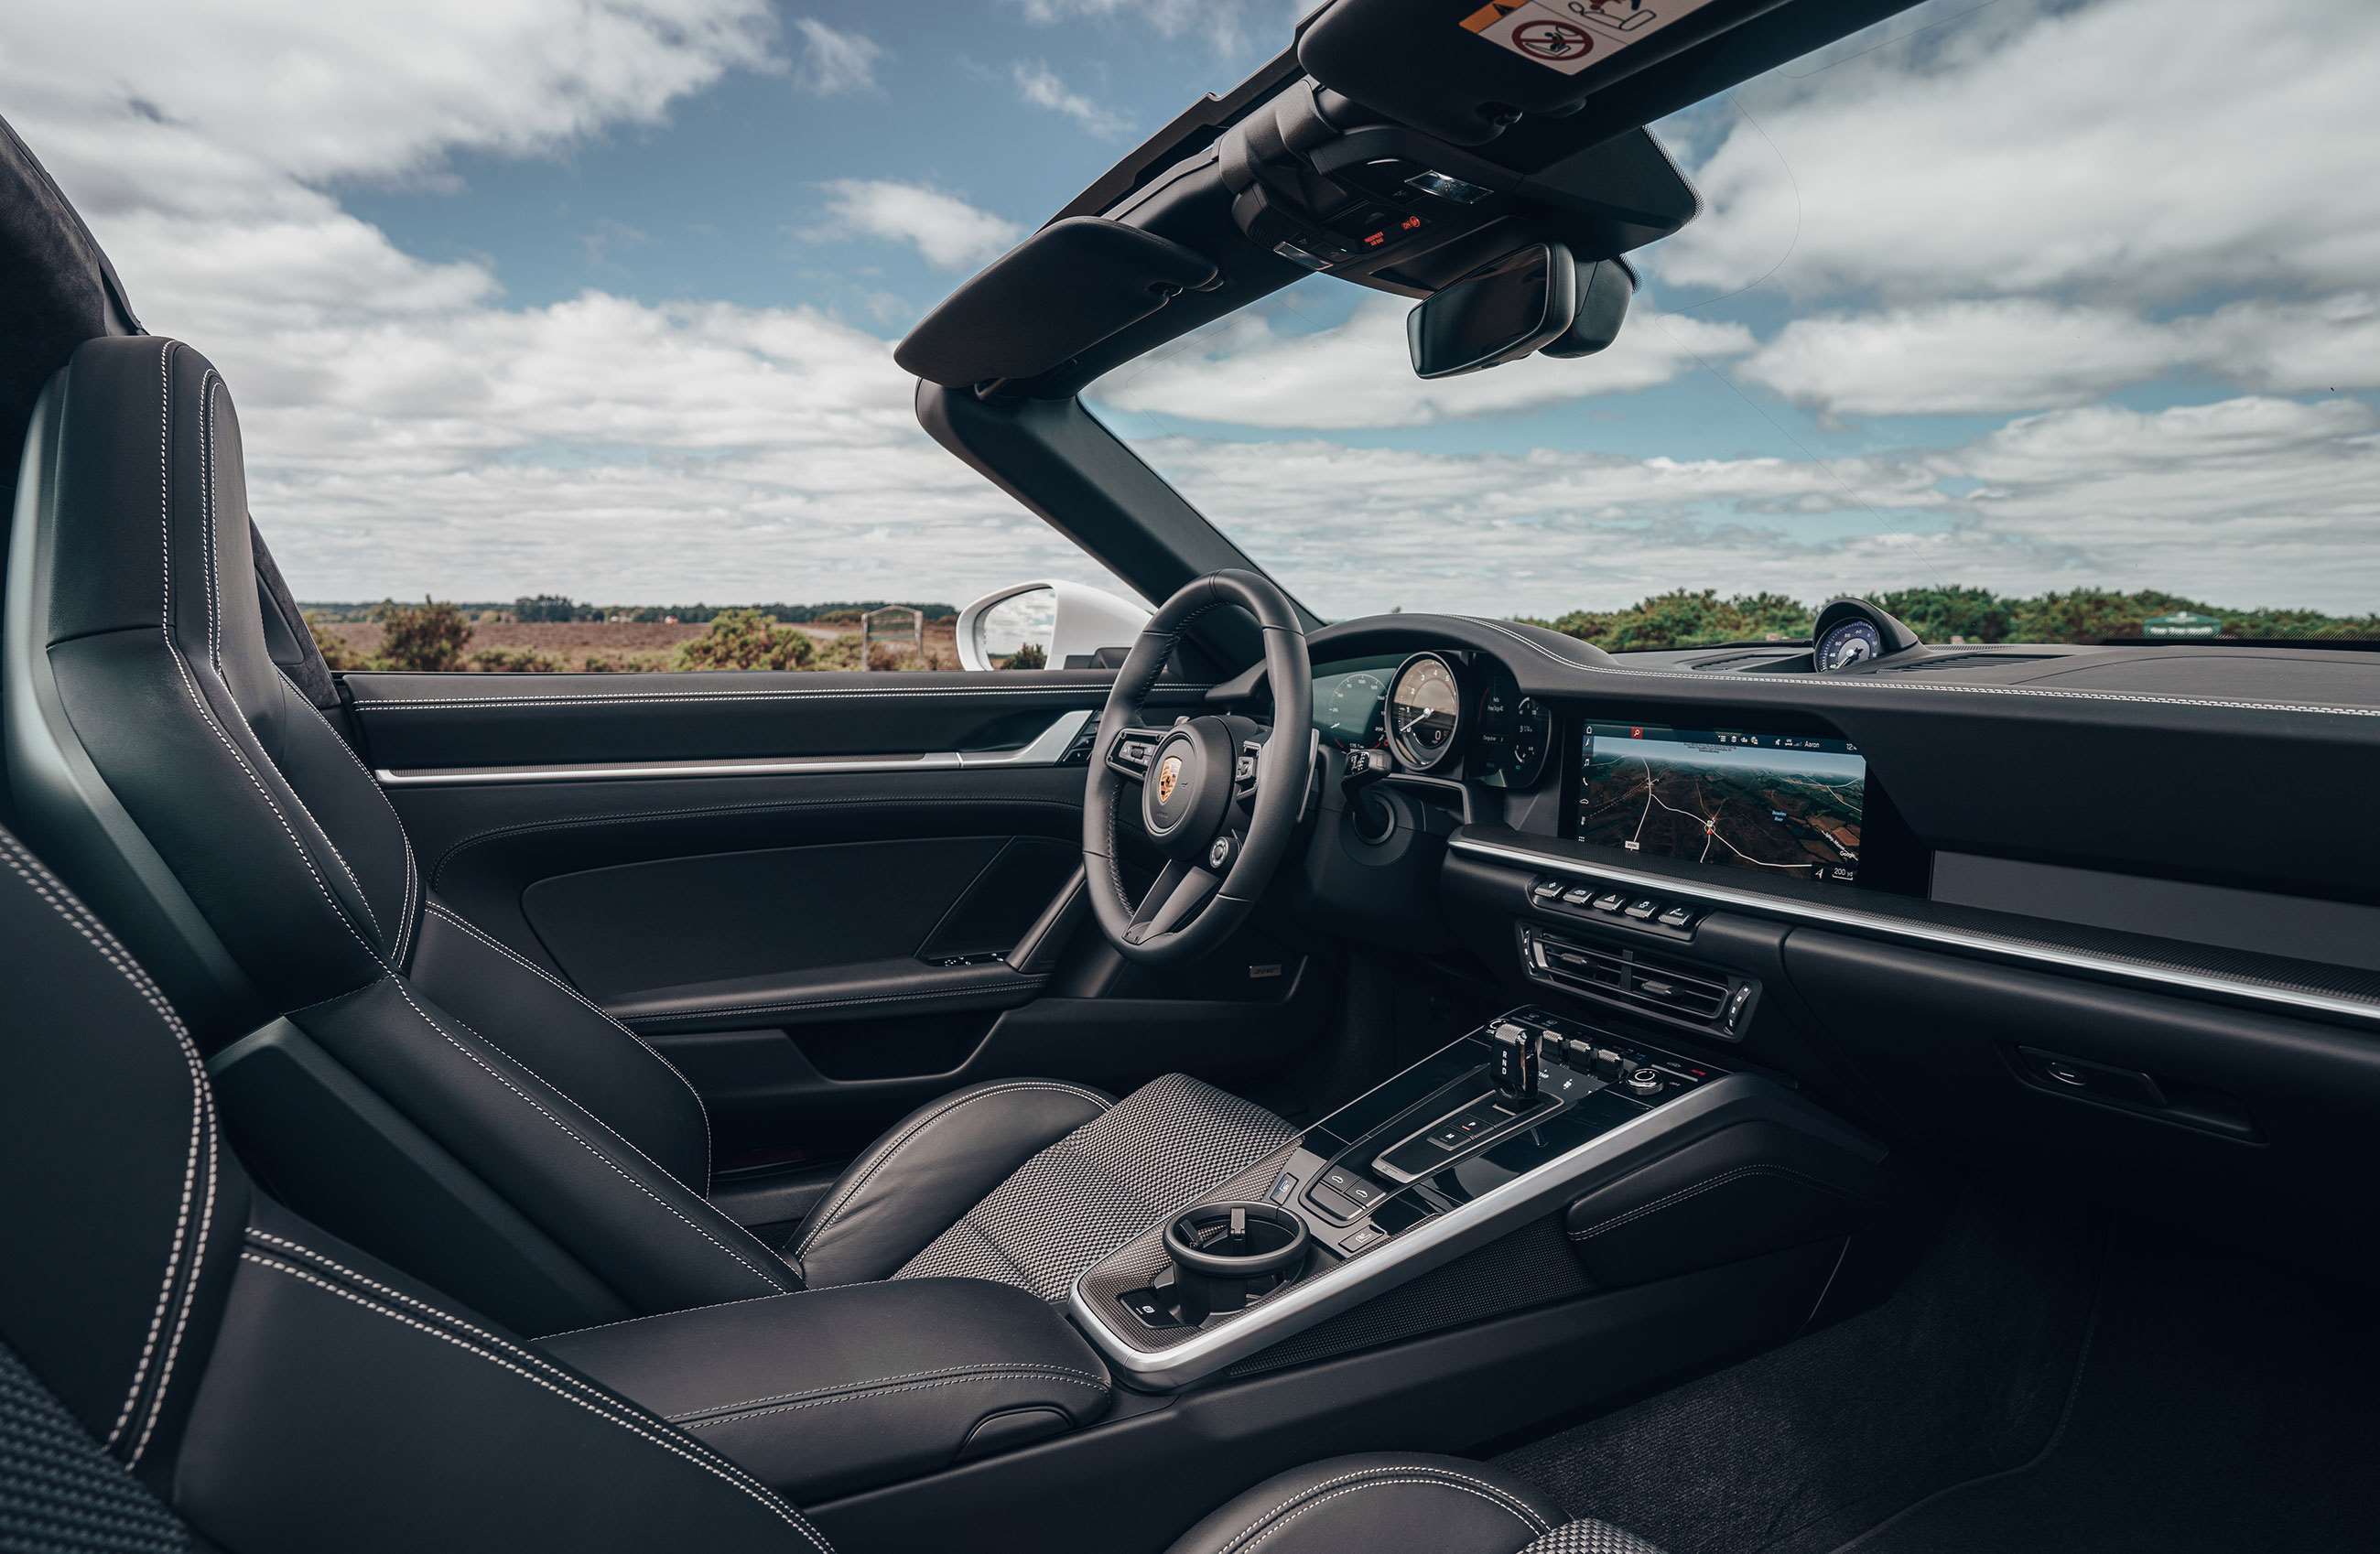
[0,0,1123,606]
[1009,0,1299,56]
[1737,294,2380,415]
[817,178,1024,269]
[0,0,779,205]
[1100,297,1757,429]
[1662,0,2380,300]
[1128,394,2380,620]
[790,17,882,95]
[1013,60,1130,138]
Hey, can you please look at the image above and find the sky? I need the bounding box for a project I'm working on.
[3,0,2375,621]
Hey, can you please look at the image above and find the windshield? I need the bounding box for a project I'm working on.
[1088,0,2380,650]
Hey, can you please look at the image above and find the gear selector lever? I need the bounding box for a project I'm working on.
[1490,1020,1539,1103]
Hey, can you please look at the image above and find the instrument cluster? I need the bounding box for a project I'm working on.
[1311,651,1552,789]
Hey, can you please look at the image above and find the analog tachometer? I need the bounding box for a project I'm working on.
[1386,653,1463,771]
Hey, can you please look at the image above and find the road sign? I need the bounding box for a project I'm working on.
[2143,612,2222,638]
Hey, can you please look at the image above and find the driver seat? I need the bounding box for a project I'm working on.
[3,334,1296,1335]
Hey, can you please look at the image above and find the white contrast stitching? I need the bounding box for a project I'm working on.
[237,1246,828,1552]
[676,1368,1108,1430]
[794,1082,1109,1257]
[195,372,381,945]
[671,1361,1113,1418]
[1218,1456,1552,1541]
[422,902,714,1195]
[146,345,779,1296]
[278,665,418,965]
[0,826,215,1465]
[373,974,790,1290]
[1221,1468,1550,1554]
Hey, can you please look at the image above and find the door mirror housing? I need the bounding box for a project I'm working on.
[956,580,1151,671]
[1406,241,1577,380]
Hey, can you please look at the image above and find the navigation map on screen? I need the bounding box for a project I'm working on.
[1572,723,1866,885]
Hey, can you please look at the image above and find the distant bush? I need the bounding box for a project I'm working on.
[580,649,672,674]
[674,609,817,672]
[469,644,565,674]
[305,612,377,671]
[373,598,472,672]
[1005,642,1048,670]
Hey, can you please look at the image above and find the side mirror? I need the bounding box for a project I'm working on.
[1540,257,1635,359]
[956,580,1152,671]
[1407,241,1578,380]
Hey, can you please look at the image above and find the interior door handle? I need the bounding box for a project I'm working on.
[1009,866,1087,976]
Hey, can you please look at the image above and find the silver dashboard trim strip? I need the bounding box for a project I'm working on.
[375,709,1092,787]
[1448,835,2380,1027]
[1069,1074,1782,1389]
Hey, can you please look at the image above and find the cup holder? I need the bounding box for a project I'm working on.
[1154,1201,1310,1323]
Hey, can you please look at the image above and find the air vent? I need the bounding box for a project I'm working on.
[1877,652,2056,674]
[1522,927,1754,1033]
[1692,650,1805,673]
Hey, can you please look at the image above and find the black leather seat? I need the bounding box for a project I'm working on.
[2,334,1295,1336]
[0,822,1661,1553]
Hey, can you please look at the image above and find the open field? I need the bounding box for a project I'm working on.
[312,616,959,673]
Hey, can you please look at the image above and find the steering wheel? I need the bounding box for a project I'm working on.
[1083,570,1314,966]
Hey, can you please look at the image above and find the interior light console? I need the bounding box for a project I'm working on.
[1068,1005,1871,1389]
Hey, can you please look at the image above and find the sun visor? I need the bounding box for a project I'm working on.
[896,218,1221,389]
[1299,0,1780,145]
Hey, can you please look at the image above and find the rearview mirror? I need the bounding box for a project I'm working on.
[956,580,1151,671]
[1407,241,1577,380]
[1539,257,1635,359]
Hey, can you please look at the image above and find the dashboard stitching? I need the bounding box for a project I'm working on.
[1459,618,2380,719]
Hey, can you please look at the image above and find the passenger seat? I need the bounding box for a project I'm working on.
[0,821,1659,1552]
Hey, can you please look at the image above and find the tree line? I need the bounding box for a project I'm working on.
[1520,586,2380,653]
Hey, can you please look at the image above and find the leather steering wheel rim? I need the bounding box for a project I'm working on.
[1082,570,1313,966]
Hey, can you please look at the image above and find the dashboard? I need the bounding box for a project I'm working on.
[1229,608,2380,1293]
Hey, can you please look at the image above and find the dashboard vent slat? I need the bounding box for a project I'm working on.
[1525,928,1747,1030]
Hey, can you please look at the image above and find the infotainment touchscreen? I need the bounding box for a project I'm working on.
[1571,722,1867,885]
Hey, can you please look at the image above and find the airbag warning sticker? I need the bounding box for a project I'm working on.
[1459,0,1722,75]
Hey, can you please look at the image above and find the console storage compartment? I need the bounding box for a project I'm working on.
[538,1278,1112,1501]
[1561,1117,1890,1288]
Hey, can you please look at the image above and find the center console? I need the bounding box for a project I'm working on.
[1071,1005,1888,1389]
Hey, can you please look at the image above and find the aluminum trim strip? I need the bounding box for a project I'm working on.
[1448,834,2380,1026]
[1068,1074,1770,1389]
[375,709,1092,787]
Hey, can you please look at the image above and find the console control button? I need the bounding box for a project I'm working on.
[1565,1037,1596,1067]
[1340,1225,1386,1255]
[1561,885,1596,905]
[1657,904,1696,928]
[1623,898,1661,920]
[1306,1180,1364,1221]
[1626,1064,1664,1096]
[1269,1171,1297,1205]
[1532,880,1565,901]
[1591,892,1627,912]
